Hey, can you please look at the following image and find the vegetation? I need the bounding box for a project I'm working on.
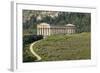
[23,10,91,34]
[33,32,91,61]
[23,43,37,62]
[22,10,91,62]
[23,35,43,62]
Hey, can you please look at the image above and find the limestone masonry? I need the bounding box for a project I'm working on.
[37,23,76,36]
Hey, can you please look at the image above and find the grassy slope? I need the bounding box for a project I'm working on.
[23,43,37,62]
[33,32,91,61]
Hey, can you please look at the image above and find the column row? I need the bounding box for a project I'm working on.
[37,28,50,36]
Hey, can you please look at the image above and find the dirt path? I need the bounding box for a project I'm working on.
[30,41,42,61]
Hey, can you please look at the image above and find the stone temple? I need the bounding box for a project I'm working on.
[37,23,76,37]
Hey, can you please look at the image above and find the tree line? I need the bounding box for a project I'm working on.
[23,10,91,34]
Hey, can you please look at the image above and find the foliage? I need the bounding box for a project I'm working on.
[23,10,91,34]
[23,44,37,62]
[23,35,43,62]
[23,35,43,44]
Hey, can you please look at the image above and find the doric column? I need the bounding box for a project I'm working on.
[70,28,71,34]
[39,28,40,35]
[48,28,50,35]
[40,28,42,35]
[71,29,73,34]
[46,28,48,36]
[44,28,46,36]
[70,28,72,34]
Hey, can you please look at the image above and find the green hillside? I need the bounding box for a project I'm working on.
[33,32,91,61]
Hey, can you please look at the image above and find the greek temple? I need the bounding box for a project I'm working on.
[37,23,76,36]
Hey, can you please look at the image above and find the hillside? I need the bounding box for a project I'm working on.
[33,32,91,61]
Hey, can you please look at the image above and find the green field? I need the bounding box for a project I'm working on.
[33,32,91,61]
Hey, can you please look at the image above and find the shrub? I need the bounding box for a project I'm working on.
[23,35,43,44]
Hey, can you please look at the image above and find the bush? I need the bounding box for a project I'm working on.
[23,35,43,44]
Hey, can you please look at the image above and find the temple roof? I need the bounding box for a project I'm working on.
[65,24,75,27]
[38,23,75,28]
[39,23,50,26]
